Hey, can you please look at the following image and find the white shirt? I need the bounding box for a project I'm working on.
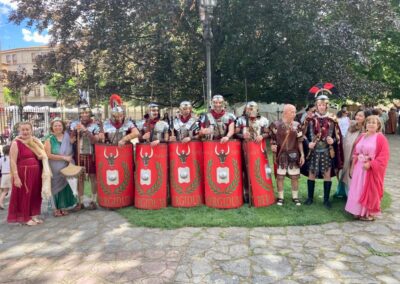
[0,156,10,174]
[338,117,351,137]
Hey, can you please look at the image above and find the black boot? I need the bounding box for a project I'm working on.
[305,180,315,205]
[323,181,332,209]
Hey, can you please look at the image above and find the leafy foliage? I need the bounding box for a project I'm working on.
[2,87,18,104]
[46,73,78,105]
[1,68,36,106]
[8,0,400,107]
[212,0,396,104]
[354,27,400,104]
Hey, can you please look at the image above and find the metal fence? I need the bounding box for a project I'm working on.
[0,105,103,144]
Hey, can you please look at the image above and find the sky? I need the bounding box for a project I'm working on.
[0,0,50,50]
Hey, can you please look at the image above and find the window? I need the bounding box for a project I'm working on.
[32,68,40,77]
[12,54,17,64]
[6,55,11,64]
[34,86,41,97]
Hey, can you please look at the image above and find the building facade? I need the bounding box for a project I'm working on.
[0,46,57,106]
[0,62,8,107]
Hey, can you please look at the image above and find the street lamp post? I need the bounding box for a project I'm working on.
[199,0,217,110]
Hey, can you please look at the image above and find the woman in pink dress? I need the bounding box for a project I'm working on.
[7,122,44,226]
[345,115,390,221]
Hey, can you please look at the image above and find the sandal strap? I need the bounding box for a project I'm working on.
[54,210,63,217]
[71,203,84,212]
[360,216,375,221]
[87,202,97,210]
[32,216,44,223]
[26,220,38,226]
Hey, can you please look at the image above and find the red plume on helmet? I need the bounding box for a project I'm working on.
[109,94,124,117]
[109,94,123,108]
[308,82,338,98]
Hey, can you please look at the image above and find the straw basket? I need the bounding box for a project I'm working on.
[60,163,85,178]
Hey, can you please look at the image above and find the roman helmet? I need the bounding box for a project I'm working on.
[179,101,192,111]
[244,101,258,117]
[179,101,192,116]
[308,82,338,104]
[109,94,124,123]
[211,94,225,110]
[308,82,338,114]
[77,90,92,120]
[147,103,160,119]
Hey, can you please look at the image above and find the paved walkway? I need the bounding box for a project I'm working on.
[1,135,400,283]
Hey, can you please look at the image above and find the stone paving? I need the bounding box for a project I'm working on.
[1,135,400,283]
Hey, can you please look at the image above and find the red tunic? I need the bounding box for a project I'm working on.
[357,133,389,214]
[7,140,42,223]
[386,110,397,134]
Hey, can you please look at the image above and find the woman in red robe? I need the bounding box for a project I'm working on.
[386,108,398,134]
[7,122,44,226]
[345,115,390,221]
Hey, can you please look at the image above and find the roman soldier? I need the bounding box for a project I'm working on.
[136,103,169,146]
[302,83,343,208]
[269,104,305,206]
[235,101,269,142]
[103,94,139,145]
[199,94,236,143]
[200,95,243,208]
[169,101,199,143]
[235,101,270,203]
[135,103,169,209]
[70,98,101,210]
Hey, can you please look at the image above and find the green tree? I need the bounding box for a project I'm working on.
[46,73,78,105]
[3,87,19,105]
[212,0,395,105]
[2,68,36,107]
[352,0,400,104]
[8,0,399,107]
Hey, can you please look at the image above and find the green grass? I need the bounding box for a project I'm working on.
[367,247,395,257]
[87,143,392,228]
[109,176,391,229]
[84,180,93,197]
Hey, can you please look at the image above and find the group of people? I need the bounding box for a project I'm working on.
[1,86,390,225]
[374,107,399,135]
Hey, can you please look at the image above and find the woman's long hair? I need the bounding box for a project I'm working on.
[348,109,370,133]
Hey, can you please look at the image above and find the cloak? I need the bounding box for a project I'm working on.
[301,115,344,178]
[357,133,390,213]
